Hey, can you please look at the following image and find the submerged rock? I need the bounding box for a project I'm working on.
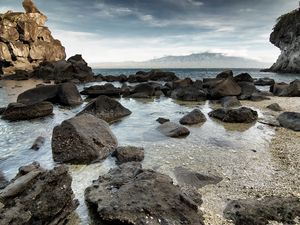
[224,196,300,225]
[158,122,190,138]
[277,112,300,131]
[52,114,118,164]
[156,117,170,124]
[209,107,258,123]
[112,146,144,164]
[0,163,78,225]
[2,101,53,121]
[85,162,204,225]
[78,95,131,123]
[30,136,45,150]
[179,109,207,125]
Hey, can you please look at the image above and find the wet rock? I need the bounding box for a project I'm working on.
[174,167,222,188]
[179,109,207,125]
[2,101,53,121]
[80,84,122,97]
[254,77,275,86]
[224,196,300,225]
[171,87,207,101]
[209,78,241,99]
[156,117,170,124]
[277,112,300,131]
[129,82,156,98]
[270,82,289,96]
[85,162,204,225]
[57,82,82,106]
[209,107,258,123]
[158,122,190,138]
[78,95,131,123]
[234,73,254,83]
[237,81,257,99]
[267,103,283,112]
[52,113,118,164]
[30,136,45,150]
[0,171,8,189]
[112,146,144,164]
[0,163,78,225]
[221,96,241,108]
[216,70,233,79]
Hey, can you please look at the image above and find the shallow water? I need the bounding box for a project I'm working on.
[0,76,290,224]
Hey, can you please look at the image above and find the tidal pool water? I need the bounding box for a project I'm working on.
[0,79,285,224]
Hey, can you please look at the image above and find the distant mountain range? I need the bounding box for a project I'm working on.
[91,52,271,69]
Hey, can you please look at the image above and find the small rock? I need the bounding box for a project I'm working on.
[179,109,207,125]
[156,117,170,124]
[158,122,190,138]
[112,146,144,164]
[267,103,283,112]
[30,136,45,151]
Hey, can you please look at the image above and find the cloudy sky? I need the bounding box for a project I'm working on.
[0,0,297,64]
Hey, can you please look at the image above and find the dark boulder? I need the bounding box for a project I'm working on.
[85,162,204,225]
[2,102,53,121]
[216,70,233,79]
[156,117,170,124]
[30,136,46,151]
[0,163,78,225]
[209,107,258,123]
[102,75,128,83]
[0,171,8,189]
[221,96,241,108]
[80,84,122,97]
[277,112,300,131]
[237,81,257,99]
[57,82,82,106]
[234,73,254,83]
[171,87,207,101]
[172,78,194,90]
[209,78,241,99]
[203,78,223,89]
[179,109,207,125]
[52,113,118,164]
[0,107,6,115]
[78,95,131,123]
[112,146,145,164]
[284,79,300,97]
[129,82,156,98]
[224,197,300,225]
[249,93,271,102]
[158,122,190,138]
[148,69,179,81]
[267,103,283,112]
[254,77,275,86]
[270,82,289,96]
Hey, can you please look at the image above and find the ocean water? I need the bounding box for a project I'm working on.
[93,68,300,83]
[0,68,299,224]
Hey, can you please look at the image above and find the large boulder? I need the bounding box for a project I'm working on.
[148,69,179,81]
[209,107,258,123]
[2,102,53,121]
[52,113,118,164]
[171,87,207,101]
[179,109,207,125]
[209,78,241,99]
[112,146,145,164]
[237,81,257,99]
[283,79,300,97]
[78,95,131,123]
[0,163,78,225]
[80,84,122,97]
[158,122,190,138]
[277,112,300,131]
[85,162,204,225]
[234,73,254,83]
[129,83,156,98]
[17,83,82,106]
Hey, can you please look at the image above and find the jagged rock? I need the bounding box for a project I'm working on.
[254,78,275,86]
[209,78,241,99]
[179,109,207,125]
[277,112,300,131]
[224,197,300,225]
[158,122,190,138]
[234,73,254,83]
[78,95,131,123]
[156,117,170,124]
[221,96,241,108]
[171,87,207,101]
[0,6,66,74]
[216,70,233,79]
[266,9,300,73]
[81,84,122,97]
[0,163,78,225]
[30,136,45,150]
[17,83,82,106]
[52,113,118,164]
[22,0,41,14]
[209,107,258,123]
[112,146,144,164]
[2,101,53,121]
[267,103,283,112]
[85,162,204,225]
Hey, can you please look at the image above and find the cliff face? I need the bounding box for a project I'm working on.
[268,10,300,73]
[0,10,66,74]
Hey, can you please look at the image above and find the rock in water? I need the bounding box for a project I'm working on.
[85,162,204,225]
[224,197,300,225]
[209,107,258,123]
[158,122,190,138]
[0,4,65,74]
[156,117,170,124]
[0,163,78,225]
[0,171,8,189]
[266,10,300,73]
[78,95,131,123]
[2,102,53,121]
[179,109,207,125]
[52,113,118,164]
[267,103,283,112]
[112,146,145,164]
[277,112,300,131]
[30,136,45,150]
[57,82,83,106]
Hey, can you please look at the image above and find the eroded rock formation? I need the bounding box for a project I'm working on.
[0,0,66,74]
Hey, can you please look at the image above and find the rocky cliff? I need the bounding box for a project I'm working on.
[0,6,66,74]
[267,9,300,73]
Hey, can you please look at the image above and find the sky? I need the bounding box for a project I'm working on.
[0,0,298,64]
